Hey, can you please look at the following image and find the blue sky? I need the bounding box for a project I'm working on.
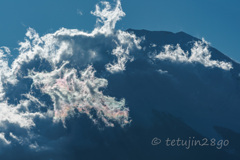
[0,1,240,159]
[0,0,239,61]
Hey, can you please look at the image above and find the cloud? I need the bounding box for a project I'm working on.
[0,0,234,153]
[155,39,233,70]
[105,30,142,73]
[91,0,125,35]
[0,47,18,100]
[0,101,36,129]
[11,1,141,75]
[157,69,168,74]
[0,0,140,148]
[28,63,130,127]
[9,132,21,143]
[77,9,83,16]
[0,133,11,145]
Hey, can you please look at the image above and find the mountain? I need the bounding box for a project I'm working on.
[1,27,240,160]
[119,29,240,138]
[127,29,240,77]
[96,29,240,159]
[1,0,240,158]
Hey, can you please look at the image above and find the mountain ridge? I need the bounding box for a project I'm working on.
[126,28,240,78]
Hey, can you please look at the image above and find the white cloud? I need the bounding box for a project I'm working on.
[28,63,130,127]
[150,43,157,47]
[29,142,39,150]
[155,39,233,70]
[11,1,141,75]
[0,132,11,145]
[9,132,21,142]
[0,0,234,150]
[77,9,83,16]
[0,1,139,146]
[106,30,142,73]
[157,69,168,74]
[0,100,44,129]
[0,47,18,100]
[91,0,125,35]
[105,45,131,73]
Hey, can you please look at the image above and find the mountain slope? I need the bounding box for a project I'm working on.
[127,29,240,78]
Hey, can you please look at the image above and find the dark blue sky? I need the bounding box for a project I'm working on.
[0,0,239,62]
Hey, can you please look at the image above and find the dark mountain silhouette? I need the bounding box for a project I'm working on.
[101,29,240,159]
[127,29,240,77]
[1,29,240,160]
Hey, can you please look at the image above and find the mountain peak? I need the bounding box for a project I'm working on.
[126,28,198,48]
[126,28,240,76]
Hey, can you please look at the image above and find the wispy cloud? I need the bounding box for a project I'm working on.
[0,133,11,145]
[0,0,234,151]
[77,9,83,16]
[0,0,140,148]
[155,39,233,70]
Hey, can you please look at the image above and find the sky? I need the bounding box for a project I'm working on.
[0,1,240,159]
[0,0,239,62]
